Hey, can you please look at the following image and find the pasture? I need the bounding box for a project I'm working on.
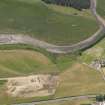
[97,0,105,19]
[0,0,98,45]
[0,50,58,78]
[54,63,105,98]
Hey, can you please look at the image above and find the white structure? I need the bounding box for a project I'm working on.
[93,102,105,105]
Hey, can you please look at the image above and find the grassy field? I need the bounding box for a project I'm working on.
[48,4,94,19]
[0,43,79,72]
[0,0,104,104]
[0,50,59,78]
[0,49,105,104]
[0,77,94,105]
[40,98,93,105]
[0,45,105,104]
[0,0,98,45]
[0,91,93,105]
[97,0,105,18]
[54,63,105,98]
[0,47,77,78]
[81,36,105,64]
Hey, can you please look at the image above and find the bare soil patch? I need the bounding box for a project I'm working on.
[6,75,59,97]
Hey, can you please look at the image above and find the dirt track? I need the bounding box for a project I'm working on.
[0,0,104,53]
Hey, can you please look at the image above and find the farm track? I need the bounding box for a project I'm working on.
[0,0,104,53]
[13,95,96,105]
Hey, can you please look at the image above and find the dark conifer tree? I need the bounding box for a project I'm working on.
[42,0,90,10]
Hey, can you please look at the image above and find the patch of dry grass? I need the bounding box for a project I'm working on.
[54,63,105,97]
[0,50,58,78]
[40,98,92,105]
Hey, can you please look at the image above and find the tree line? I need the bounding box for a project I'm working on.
[42,0,90,10]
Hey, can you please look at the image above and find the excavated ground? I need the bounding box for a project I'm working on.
[6,75,59,97]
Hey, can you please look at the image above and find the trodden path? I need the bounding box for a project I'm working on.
[0,0,104,53]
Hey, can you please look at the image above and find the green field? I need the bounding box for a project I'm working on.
[0,49,105,104]
[97,0,105,18]
[0,0,105,104]
[81,36,105,64]
[0,0,98,45]
[40,98,93,105]
[0,49,101,105]
[47,4,94,19]
[0,50,59,78]
[0,43,78,78]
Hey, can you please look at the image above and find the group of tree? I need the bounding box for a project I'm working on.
[42,0,90,10]
[96,94,105,102]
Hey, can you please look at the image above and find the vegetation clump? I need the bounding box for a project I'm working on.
[42,0,90,10]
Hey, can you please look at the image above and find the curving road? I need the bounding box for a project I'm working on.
[0,0,104,53]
